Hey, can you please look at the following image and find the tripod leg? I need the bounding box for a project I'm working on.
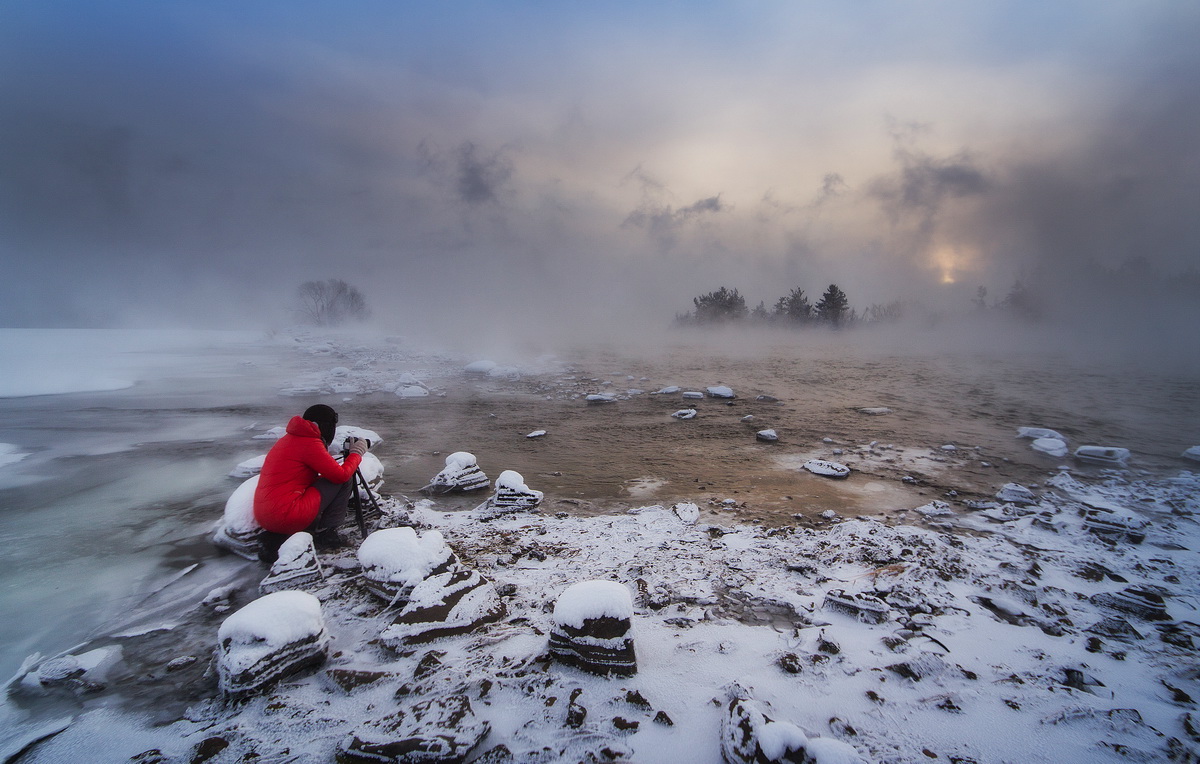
[351,476,367,538]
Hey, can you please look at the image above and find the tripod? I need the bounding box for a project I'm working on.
[348,466,382,538]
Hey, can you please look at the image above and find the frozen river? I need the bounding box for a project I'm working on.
[1,326,1197,685]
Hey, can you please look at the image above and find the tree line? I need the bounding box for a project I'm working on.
[676,284,902,328]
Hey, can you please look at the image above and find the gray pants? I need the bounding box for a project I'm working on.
[311,476,354,533]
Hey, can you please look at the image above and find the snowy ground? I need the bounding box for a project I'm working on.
[2,329,1199,763]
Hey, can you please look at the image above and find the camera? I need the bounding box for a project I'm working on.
[342,436,372,457]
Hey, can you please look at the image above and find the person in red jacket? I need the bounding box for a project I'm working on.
[254,404,369,562]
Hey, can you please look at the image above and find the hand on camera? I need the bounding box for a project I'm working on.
[348,438,369,457]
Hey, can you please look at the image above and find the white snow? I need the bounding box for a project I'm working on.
[217,590,325,649]
[228,454,266,478]
[222,475,260,534]
[552,580,634,629]
[526,430,547,438]
[1031,437,1069,457]
[706,385,735,398]
[496,469,536,494]
[672,409,698,419]
[357,527,451,586]
[1018,426,1066,441]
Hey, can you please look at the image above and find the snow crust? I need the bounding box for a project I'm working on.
[496,469,536,493]
[553,580,634,629]
[222,475,260,534]
[1031,437,1069,457]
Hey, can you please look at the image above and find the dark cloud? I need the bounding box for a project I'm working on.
[455,142,513,205]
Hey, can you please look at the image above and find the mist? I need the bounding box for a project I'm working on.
[1,1,1197,362]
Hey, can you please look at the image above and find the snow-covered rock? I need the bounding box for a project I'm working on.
[706,385,736,399]
[996,482,1037,505]
[672,409,697,420]
[329,425,383,455]
[1018,426,1066,441]
[722,693,864,764]
[421,451,490,495]
[652,385,682,395]
[1183,446,1200,462]
[672,502,700,525]
[358,528,455,604]
[550,580,636,676]
[682,391,705,400]
[379,567,505,646]
[395,384,430,398]
[252,425,286,440]
[476,470,542,514]
[586,393,617,404]
[858,407,892,416]
[756,429,778,442]
[1031,437,1068,457]
[228,454,266,479]
[211,475,261,561]
[803,459,850,479]
[1074,446,1131,466]
[217,591,330,700]
[338,695,489,764]
[526,429,547,438]
[464,360,497,375]
[260,532,324,594]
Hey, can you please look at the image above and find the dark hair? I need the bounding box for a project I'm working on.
[302,404,339,446]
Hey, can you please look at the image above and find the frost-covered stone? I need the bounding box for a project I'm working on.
[421,452,490,495]
[526,430,547,438]
[1031,437,1069,458]
[329,425,383,456]
[1183,446,1200,463]
[260,532,324,594]
[822,589,889,624]
[672,409,698,420]
[682,391,705,400]
[858,407,892,416]
[358,528,455,604]
[1018,427,1065,442]
[803,460,850,479]
[672,502,700,525]
[380,567,506,646]
[756,429,778,442]
[550,580,636,676]
[217,591,329,700]
[996,483,1037,505]
[586,393,617,404]
[211,475,261,560]
[707,386,736,399]
[722,693,864,764]
[476,470,542,514]
[1074,446,1131,466]
[652,386,682,395]
[338,694,489,764]
[228,454,266,478]
[464,360,497,375]
[22,646,121,697]
[1083,509,1148,544]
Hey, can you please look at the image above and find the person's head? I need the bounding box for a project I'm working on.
[302,404,339,446]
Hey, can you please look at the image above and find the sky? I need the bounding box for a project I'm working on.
[1,1,1198,340]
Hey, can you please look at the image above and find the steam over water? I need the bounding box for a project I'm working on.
[0,328,1196,682]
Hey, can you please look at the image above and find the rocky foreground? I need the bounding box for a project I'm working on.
[5,461,1200,763]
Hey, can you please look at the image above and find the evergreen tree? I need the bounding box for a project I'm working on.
[750,301,770,322]
[772,287,813,324]
[691,287,748,323]
[815,284,850,326]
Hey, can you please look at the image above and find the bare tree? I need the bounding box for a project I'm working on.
[295,279,370,326]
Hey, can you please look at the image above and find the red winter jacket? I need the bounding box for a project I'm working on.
[253,416,363,534]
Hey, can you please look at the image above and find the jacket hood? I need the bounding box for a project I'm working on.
[285,416,324,440]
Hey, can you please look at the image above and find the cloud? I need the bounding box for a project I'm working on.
[454,142,513,205]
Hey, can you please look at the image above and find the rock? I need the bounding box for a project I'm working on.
[339,694,489,763]
[756,395,780,403]
[1086,617,1144,641]
[672,502,701,525]
[464,360,498,374]
[217,590,330,700]
[1083,509,1148,544]
[652,386,682,395]
[1031,438,1069,458]
[359,528,456,605]
[996,483,1038,505]
[566,688,588,728]
[682,391,705,400]
[260,532,324,594]
[1074,446,1131,467]
[1091,586,1171,621]
[858,407,892,416]
[722,693,863,764]
[756,429,778,442]
[476,470,543,514]
[526,430,547,438]
[211,475,262,561]
[421,452,490,495]
[549,580,637,676]
[326,668,393,693]
[822,589,889,624]
[672,409,698,420]
[707,386,736,399]
[741,415,755,422]
[228,454,266,478]
[586,394,618,404]
[1018,427,1065,441]
[803,460,850,479]
[380,567,506,646]
[1183,446,1200,463]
